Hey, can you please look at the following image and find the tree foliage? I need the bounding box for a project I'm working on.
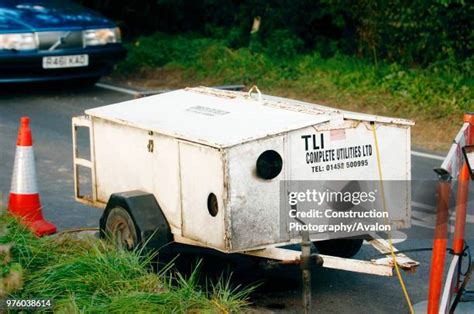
[79,0,472,67]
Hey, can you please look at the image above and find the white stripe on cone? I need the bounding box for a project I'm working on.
[10,146,39,194]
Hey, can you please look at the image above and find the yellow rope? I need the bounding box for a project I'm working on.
[371,123,414,314]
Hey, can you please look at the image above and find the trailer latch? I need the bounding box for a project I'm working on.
[147,139,154,153]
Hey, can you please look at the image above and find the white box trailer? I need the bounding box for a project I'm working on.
[72,86,418,276]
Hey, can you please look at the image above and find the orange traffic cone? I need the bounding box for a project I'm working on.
[8,117,56,236]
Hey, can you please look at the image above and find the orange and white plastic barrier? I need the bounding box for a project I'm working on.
[8,117,56,236]
[428,112,474,313]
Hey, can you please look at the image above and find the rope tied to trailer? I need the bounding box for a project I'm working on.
[371,122,415,314]
[248,85,262,102]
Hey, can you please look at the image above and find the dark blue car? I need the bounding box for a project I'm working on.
[0,0,126,84]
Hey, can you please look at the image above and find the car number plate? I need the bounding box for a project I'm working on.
[42,54,89,69]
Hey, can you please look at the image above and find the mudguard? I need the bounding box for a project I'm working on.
[100,190,173,250]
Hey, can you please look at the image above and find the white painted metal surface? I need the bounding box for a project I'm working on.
[226,134,287,250]
[367,236,419,269]
[72,116,97,205]
[85,88,330,148]
[74,87,413,254]
[172,232,419,275]
[85,87,412,148]
[243,247,394,276]
[225,120,410,250]
[179,141,226,249]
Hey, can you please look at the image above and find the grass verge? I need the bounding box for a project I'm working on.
[0,214,252,313]
[113,33,473,151]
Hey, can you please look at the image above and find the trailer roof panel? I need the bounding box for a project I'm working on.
[85,87,413,148]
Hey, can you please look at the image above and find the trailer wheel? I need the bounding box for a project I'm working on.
[100,191,173,253]
[104,206,139,250]
[313,238,363,258]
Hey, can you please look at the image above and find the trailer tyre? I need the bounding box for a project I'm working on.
[313,238,363,258]
[100,191,173,254]
[104,206,139,250]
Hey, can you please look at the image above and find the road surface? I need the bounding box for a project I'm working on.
[0,84,472,313]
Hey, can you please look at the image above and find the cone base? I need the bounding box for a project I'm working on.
[8,193,57,236]
[29,219,57,236]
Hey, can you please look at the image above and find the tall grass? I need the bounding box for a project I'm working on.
[0,215,253,313]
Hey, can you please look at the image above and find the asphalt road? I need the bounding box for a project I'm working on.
[0,84,472,313]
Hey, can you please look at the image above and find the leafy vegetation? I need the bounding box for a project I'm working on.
[81,0,472,67]
[118,33,472,119]
[0,214,253,313]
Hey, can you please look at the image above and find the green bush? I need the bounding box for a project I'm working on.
[342,0,473,67]
[80,0,472,67]
[226,27,249,49]
[265,29,304,60]
[120,33,221,72]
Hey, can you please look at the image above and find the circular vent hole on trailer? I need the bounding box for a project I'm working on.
[207,193,219,217]
[256,150,283,180]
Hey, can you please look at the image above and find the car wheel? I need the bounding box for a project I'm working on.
[313,238,363,258]
[103,206,139,251]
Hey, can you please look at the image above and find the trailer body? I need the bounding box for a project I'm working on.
[73,87,413,253]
